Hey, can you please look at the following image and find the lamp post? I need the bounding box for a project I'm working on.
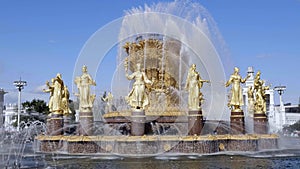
[13,78,27,131]
[274,86,286,111]
[274,85,286,130]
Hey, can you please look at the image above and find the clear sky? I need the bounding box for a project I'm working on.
[0,0,299,105]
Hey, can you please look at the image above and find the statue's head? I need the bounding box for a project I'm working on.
[255,71,261,79]
[191,64,196,70]
[56,73,62,79]
[234,67,239,73]
[82,65,88,73]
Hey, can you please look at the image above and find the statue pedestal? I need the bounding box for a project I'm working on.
[131,109,145,136]
[188,110,203,135]
[230,111,245,135]
[78,112,94,136]
[63,115,71,135]
[46,113,63,136]
[254,113,268,134]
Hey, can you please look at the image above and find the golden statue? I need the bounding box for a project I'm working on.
[253,71,269,114]
[185,64,209,110]
[125,59,152,110]
[247,86,255,117]
[62,85,72,115]
[43,78,55,112]
[44,73,64,114]
[74,65,96,112]
[225,67,250,112]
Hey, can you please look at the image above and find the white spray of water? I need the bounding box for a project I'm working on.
[111,0,229,120]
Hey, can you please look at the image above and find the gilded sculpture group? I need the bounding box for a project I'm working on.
[124,57,210,111]
[43,62,268,115]
[43,73,71,116]
[44,66,96,115]
[124,59,269,115]
[225,67,269,114]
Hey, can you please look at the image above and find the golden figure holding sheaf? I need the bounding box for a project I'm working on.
[185,64,209,110]
[43,73,71,115]
[124,58,152,110]
[225,67,250,112]
[253,71,269,114]
[74,65,96,112]
[62,85,72,115]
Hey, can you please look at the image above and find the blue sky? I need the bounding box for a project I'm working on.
[0,0,299,105]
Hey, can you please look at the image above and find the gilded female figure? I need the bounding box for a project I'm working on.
[44,74,64,114]
[185,64,209,110]
[75,65,96,112]
[125,63,152,109]
[225,67,250,112]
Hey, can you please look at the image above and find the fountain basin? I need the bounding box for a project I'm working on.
[34,134,278,155]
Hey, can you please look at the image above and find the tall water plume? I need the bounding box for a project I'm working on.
[112,0,229,120]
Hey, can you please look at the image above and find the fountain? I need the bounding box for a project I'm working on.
[34,1,278,155]
[2,2,287,168]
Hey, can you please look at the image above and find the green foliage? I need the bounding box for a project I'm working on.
[12,99,76,128]
[22,99,49,114]
[12,99,49,127]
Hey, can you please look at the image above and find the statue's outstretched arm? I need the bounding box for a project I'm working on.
[225,76,233,87]
[241,74,251,83]
[143,72,152,84]
[126,72,135,80]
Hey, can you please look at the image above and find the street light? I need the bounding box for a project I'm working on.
[13,78,27,131]
[274,85,286,96]
[274,85,286,129]
[274,85,286,110]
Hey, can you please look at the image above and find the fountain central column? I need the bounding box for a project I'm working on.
[131,109,146,136]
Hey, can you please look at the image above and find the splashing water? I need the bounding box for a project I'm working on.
[111,0,229,122]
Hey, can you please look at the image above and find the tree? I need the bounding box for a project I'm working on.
[12,99,49,127]
[22,99,49,114]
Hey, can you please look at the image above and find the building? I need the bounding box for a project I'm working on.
[3,103,18,130]
[3,103,28,131]
[0,88,7,129]
[281,104,300,126]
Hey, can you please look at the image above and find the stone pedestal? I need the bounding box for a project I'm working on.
[254,113,268,134]
[230,111,245,135]
[188,110,203,135]
[78,112,94,136]
[131,109,145,136]
[46,113,63,136]
[63,115,71,135]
